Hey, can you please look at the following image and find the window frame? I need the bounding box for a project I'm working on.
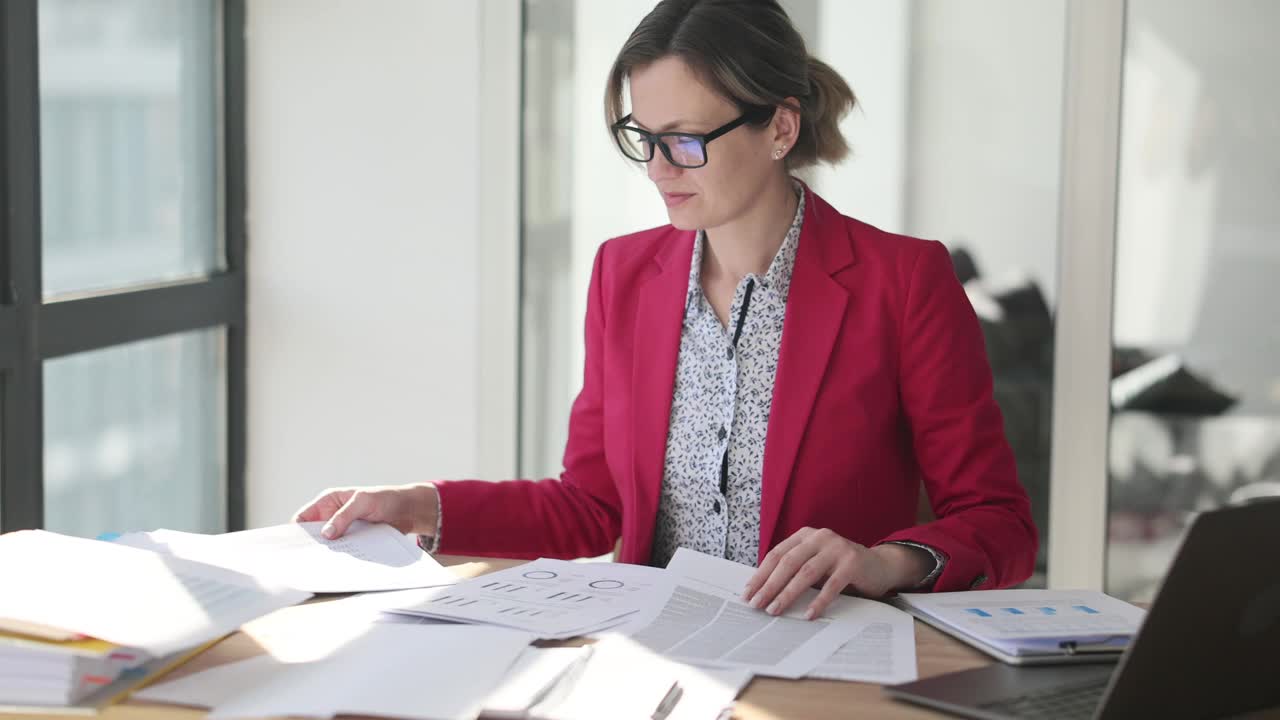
[0,0,247,532]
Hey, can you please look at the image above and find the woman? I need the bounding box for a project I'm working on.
[295,0,1037,620]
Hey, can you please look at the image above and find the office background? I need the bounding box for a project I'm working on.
[1,0,1276,603]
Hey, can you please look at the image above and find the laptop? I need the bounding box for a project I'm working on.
[885,500,1280,720]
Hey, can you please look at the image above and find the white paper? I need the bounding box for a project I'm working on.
[0,530,309,657]
[807,619,918,684]
[481,646,590,718]
[140,624,533,720]
[145,636,748,720]
[133,654,281,709]
[896,589,1145,656]
[630,549,860,679]
[282,589,459,632]
[528,637,681,720]
[664,666,753,720]
[664,548,917,682]
[519,637,752,720]
[231,589,457,665]
[387,559,675,639]
[113,521,456,593]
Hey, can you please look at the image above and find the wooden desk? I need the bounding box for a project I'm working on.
[5,555,1273,720]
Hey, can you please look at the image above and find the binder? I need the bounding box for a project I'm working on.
[893,589,1146,666]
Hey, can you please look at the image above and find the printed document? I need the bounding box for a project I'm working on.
[113,521,456,593]
[630,548,863,678]
[895,589,1145,657]
[387,559,675,639]
[0,530,309,657]
[808,619,918,684]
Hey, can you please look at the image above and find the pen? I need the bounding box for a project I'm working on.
[651,682,683,720]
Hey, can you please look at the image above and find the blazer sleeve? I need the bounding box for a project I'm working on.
[432,242,622,559]
[877,240,1039,590]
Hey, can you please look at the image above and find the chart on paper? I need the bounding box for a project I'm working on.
[896,589,1145,641]
[386,559,676,638]
[946,600,1137,636]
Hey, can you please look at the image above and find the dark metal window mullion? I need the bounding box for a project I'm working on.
[222,0,247,532]
[0,0,44,531]
[0,307,19,369]
[38,277,244,359]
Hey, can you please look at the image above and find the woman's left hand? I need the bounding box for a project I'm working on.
[741,527,933,620]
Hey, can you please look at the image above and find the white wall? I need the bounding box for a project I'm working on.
[567,0,671,405]
[808,0,910,232]
[245,0,514,527]
[904,0,1067,301]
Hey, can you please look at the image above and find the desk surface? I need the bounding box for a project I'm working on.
[4,555,1274,720]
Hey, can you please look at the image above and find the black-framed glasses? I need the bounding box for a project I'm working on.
[612,107,775,169]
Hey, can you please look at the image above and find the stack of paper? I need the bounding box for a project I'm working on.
[133,624,535,720]
[894,589,1145,663]
[0,631,144,706]
[0,530,309,709]
[112,521,457,593]
[630,548,918,682]
[385,558,676,639]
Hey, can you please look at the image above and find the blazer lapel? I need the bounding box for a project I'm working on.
[629,229,695,565]
[758,191,854,560]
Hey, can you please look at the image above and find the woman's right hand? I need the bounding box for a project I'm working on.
[291,483,439,540]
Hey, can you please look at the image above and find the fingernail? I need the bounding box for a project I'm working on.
[805,607,816,621]
[767,601,780,615]
[321,524,335,539]
[751,594,765,609]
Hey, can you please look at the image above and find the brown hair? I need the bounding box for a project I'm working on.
[605,0,857,169]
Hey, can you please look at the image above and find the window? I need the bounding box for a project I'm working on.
[0,0,246,535]
[1105,0,1280,601]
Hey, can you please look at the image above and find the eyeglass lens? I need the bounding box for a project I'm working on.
[615,127,707,168]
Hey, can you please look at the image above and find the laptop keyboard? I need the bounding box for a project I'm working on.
[977,677,1110,719]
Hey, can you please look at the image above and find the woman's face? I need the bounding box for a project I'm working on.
[627,56,784,231]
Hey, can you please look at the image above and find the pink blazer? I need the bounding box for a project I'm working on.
[436,187,1037,591]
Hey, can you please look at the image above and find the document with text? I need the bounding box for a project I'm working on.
[0,530,309,657]
[808,618,917,684]
[386,558,676,639]
[629,548,864,679]
[895,589,1144,659]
